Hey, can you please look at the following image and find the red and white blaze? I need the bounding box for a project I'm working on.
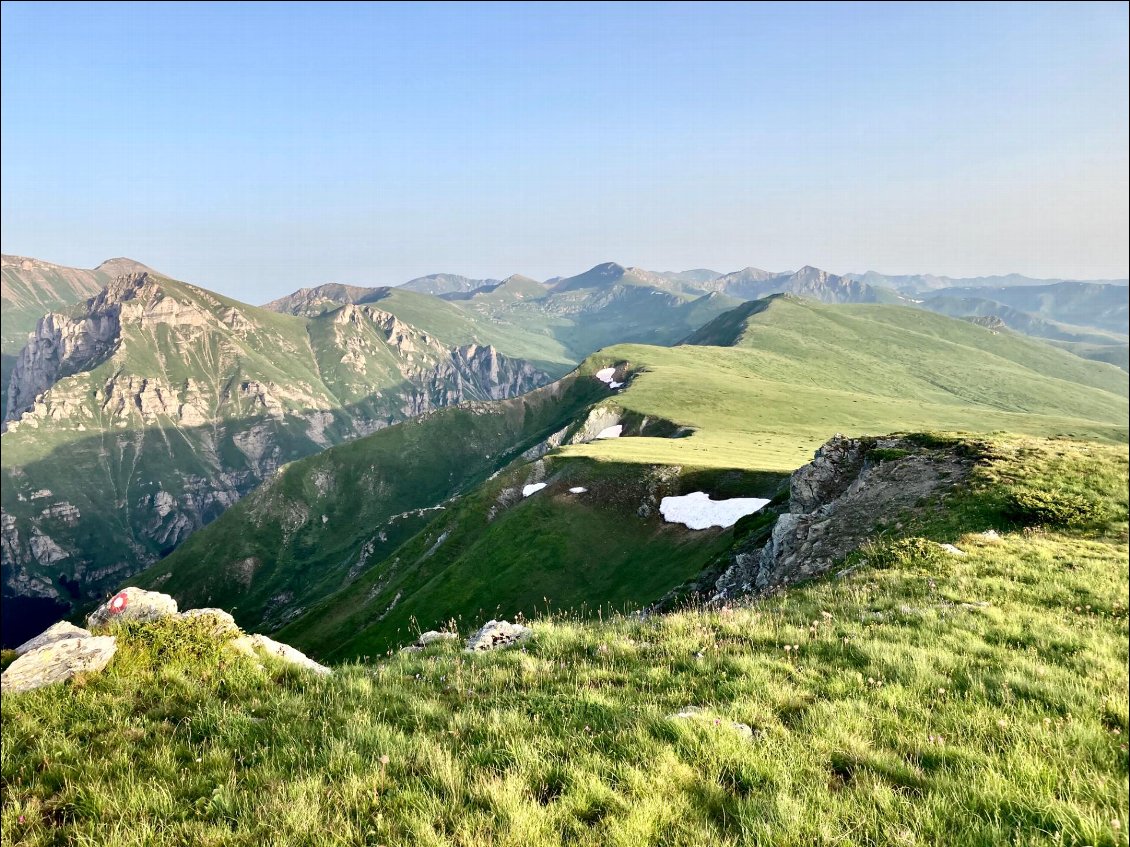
[109,592,129,614]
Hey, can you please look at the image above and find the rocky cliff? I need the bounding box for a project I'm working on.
[1,272,550,641]
[711,435,976,601]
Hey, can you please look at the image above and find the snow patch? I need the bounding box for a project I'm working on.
[569,487,588,494]
[594,367,616,384]
[659,492,770,530]
[522,483,547,497]
[595,425,622,439]
[609,381,623,389]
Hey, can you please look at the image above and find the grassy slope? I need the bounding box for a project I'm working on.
[138,297,1128,659]
[276,457,784,660]
[2,436,1127,847]
[566,297,1128,472]
[132,376,612,628]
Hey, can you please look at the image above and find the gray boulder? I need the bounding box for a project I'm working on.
[87,587,178,629]
[230,633,331,675]
[465,619,532,652]
[1,636,117,694]
[15,620,91,655]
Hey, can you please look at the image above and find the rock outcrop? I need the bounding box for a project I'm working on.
[230,633,331,675]
[86,587,179,629]
[14,620,91,655]
[2,588,330,693]
[465,619,532,652]
[711,435,975,601]
[1,635,118,694]
[2,270,551,621]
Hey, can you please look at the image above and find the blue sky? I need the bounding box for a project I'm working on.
[2,1,1127,302]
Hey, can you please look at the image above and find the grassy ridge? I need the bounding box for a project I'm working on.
[134,297,1129,657]
[275,458,786,660]
[568,297,1128,472]
[132,376,612,629]
[2,436,1126,846]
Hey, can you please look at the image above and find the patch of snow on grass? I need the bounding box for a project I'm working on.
[595,425,622,439]
[569,487,588,494]
[594,367,616,384]
[522,483,547,497]
[609,381,623,389]
[659,491,770,530]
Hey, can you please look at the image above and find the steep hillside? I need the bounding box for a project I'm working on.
[134,297,1128,657]
[132,374,619,630]
[0,272,549,644]
[0,255,153,418]
[4,433,1126,846]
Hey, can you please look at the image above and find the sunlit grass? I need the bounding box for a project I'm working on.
[3,435,1127,846]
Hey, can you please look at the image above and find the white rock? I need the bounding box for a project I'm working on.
[522,483,547,497]
[659,492,771,530]
[465,619,532,652]
[668,707,754,740]
[230,633,331,675]
[939,543,966,557]
[87,587,179,629]
[1,636,118,694]
[15,620,91,655]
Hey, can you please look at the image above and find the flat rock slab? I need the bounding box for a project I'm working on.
[231,634,331,675]
[2,636,117,694]
[87,587,178,629]
[465,620,532,652]
[15,620,91,655]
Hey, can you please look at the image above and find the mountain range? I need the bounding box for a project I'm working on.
[2,253,1127,645]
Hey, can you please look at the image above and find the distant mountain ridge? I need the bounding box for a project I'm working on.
[0,269,551,642]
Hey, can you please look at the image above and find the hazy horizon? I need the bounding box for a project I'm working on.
[3,1,1127,302]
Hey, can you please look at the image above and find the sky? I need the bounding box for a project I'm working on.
[2,1,1127,303]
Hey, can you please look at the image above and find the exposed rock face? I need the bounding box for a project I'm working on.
[15,620,91,655]
[2,593,329,692]
[465,619,532,652]
[231,633,331,675]
[1,271,551,631]
[86,587,179,629]
[5,307,121,421]
[711,435,975,601]
[1,635,118,694]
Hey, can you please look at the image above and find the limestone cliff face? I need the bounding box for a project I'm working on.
[711,435,975,601]
[5,309,122,422]
[1,273,551,626]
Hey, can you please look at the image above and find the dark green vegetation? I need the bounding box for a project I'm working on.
[3,436,1127,846]
[134,295,1128,660]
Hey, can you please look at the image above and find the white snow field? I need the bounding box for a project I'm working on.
[595,425,623,439]
[569,487,588,494]
[659,492,771,530]
[522,483,547,497]
[594,367,617,383]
